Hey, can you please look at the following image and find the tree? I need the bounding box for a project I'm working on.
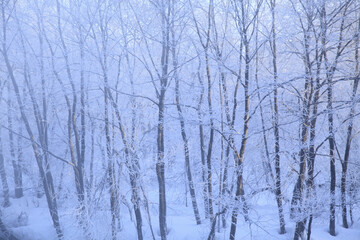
[1,0,63,238]
[171,0,201,225]
[269,0,286,234]
[320,0,352,235]
[7,82,23,199]
[191,0,215,221]
[229,0,262,239]
[340,4,360,229]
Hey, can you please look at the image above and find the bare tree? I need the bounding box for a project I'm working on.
[229,0,263,238]
[289,2,318,239]
[320,0,351,235]
[340,6,360,229]
[191,0,215,221]
[269,0,285,234]
[1,1,63,238]
[7,83,23,199]
[170,0,201,225]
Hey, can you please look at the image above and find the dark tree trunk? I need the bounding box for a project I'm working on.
[205,47,214,220]
[105,85,117,240]
[157,90,167,240]
[0,132,10,207]
[229,38,250,240]
[107,87,144,240]
[270,0,285,234]
[172,26,201,225]
[341,13,360,229]
[320,2,349,235]
[306,37,322,240]
[329,135,336,236]
[7,87,23,198]
[291,4,315,237]
[52,2,90,237]
[156,3,170,239]
[197,67,210,219]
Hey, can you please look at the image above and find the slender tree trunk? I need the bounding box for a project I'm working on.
[291,6,314,238]
[107,86,144,240]
[320,2,349,234]
[79,24,86,216]
[197,65,210,219]
[157,90,167,240]
[210,7,230,229]
[104,82,117,240]
[306,36,322,240]
[16,124,24,197]
[129,155,143,240]
[192,1,216,221]
[205,47,214,220]
[156,3,170,239]
[176,78,202,225]
[254,26,273,186]
[171,26,201,225]
[328,113,336,237]
[0,130,10,207]
[97,28,117,238]
[292,128,308,240]
[229,36,250,240]
[270,0,285,234]
[218,78,224,233]
[118,8,145,237]
[341,13,360,229]
[221,41,242,229]
[229,1,259,238]
[7,86,23,198]
[52,2,89,237]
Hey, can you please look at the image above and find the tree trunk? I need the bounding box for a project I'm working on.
[7,86,23,198]
[205,47,214,220]
[341,13,360,229]
[320,2,349,235]
[0,131,10,207]
[172,26,201,225]
[292,6,313,238]
[306,36,322,240]
[270,0,285,234]
[156,2,170,239]
[197,67,210,219]
[157,90,167,240]
[229,38,250,240]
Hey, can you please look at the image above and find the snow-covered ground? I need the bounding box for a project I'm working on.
[3,192,359,240]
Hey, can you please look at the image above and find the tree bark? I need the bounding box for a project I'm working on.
[7,85,23,198]
[270,0,285,234]
[197,64,210,219]
[229,8,251,239]
[0,130,10,207]
[171,21,201,225]
[3,2,63,237]
[156,2,170,239]
[341,12,360,229]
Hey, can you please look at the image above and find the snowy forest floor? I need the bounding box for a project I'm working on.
[2,191,360,240]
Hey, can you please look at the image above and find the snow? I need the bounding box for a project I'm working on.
[2,193,359,240]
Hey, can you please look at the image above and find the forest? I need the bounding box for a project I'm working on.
[0,0,359,239]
